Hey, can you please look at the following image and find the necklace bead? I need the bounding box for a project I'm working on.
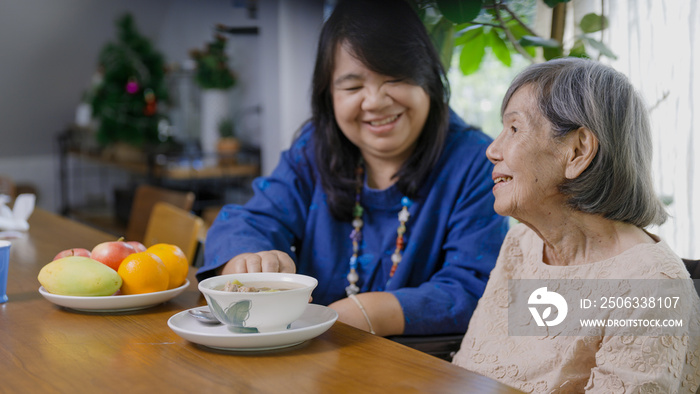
[398,209,410,222]
[345,160,412,297]
[352,218,364,229]
[347,269,359,283]
[353,205,364,217]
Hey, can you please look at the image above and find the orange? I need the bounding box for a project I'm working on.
[145,243,189,289]
[117,252,169,294]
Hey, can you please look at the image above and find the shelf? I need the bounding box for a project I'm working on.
[58,129,260,232]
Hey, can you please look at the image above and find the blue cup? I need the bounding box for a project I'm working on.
[0,240,10,303]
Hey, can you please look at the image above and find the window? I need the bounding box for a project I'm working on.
[448,0,700,258]
[607,0,700,259]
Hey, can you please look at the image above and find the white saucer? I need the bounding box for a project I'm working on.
[168,304,338,351]
[39,280,190,312]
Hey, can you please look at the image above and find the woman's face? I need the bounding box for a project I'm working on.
[486,85,568,220]
[330,44,430,166]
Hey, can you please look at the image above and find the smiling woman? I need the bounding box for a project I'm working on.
[199,0,509,338]
[330,43,430,189]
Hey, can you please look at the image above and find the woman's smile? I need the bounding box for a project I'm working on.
[492,173,513,192]
[364,113,402,134]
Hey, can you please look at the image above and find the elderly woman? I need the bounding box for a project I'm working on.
[452,57,700,392]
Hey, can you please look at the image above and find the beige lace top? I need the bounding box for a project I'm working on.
[452,224,700,393]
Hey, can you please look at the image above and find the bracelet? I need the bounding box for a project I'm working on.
[348,294,375,334]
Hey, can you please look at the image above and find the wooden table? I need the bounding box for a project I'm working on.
[0,209,521,393]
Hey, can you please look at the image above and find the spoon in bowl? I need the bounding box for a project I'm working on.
[188,307,221,325]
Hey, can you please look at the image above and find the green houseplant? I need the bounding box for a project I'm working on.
[190,33,237,90]
[410,0,614,75]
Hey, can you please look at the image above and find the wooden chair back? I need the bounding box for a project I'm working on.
[125,184,195,243]
[0,175,16,199]
[143,202,204,264]
[683,258,700,280]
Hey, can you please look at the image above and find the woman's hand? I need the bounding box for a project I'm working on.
[220,250,296,274]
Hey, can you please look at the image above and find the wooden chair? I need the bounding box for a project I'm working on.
[683,258,700,280]
[143,201,205,264]
[0,175,16,199]
[386,333,465,361]
[682,258,700,302]
[125,184,195,243]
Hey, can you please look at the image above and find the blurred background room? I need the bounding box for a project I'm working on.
[0,0,324,232]
[0,0,697,259]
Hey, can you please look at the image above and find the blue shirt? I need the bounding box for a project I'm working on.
[199,112,509,335]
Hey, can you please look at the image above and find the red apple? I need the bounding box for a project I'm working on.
[52,248,91,261]
[91,241,136,271]
[126,241,147,252]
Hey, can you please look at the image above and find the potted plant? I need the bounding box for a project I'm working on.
[216,117,240,166]
[190,33,237,166]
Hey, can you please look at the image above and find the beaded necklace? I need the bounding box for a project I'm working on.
[345,161,413,296]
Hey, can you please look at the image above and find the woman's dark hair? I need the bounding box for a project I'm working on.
[502,57,667,227]
[311,0,450,220]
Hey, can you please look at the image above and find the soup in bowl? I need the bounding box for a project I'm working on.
[198,273,318,333]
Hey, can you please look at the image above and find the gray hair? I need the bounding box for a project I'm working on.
[502,57,667,227]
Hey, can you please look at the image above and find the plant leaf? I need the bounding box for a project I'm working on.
[568,39,588,58]
[582,36,617,59]
[455,25,484,46]
[504,19,536,57]
[428,17,456,70]
[543,0,571,7]
[506,19,530,40]
[579,13,609,33]
[543,46,564,60]
[454,22,472,31]
[459,33,486,75]
[488,30,511,67]
[436,0,483,24]
[525,46,537,58]
[520,35,561,48]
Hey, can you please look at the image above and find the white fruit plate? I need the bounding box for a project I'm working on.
[38,279,190,312]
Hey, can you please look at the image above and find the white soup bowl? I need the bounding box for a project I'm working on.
[198,272,317,333]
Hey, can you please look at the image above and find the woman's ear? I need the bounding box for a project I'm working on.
[564,127,598,179]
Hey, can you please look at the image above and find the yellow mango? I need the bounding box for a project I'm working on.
[38,256,122,296]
